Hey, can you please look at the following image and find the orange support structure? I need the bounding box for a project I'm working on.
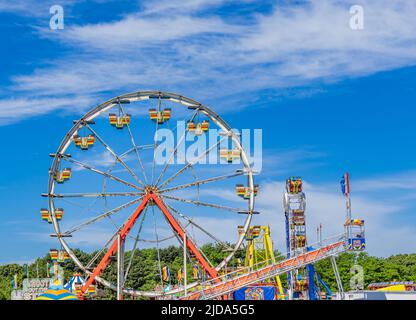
[80,190,219,297]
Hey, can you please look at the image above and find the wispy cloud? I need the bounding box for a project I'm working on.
[0,95,97,125]
[2,0,416,124]
[0,0,81,17]
[140,0,227,15]
[354,171,416,192]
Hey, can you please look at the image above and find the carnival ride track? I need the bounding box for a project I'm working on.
[181,239,347,300]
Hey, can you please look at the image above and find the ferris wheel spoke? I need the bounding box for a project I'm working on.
[151,205,164,287]
[160,194,244,213]
[118,103,149,184]
[86,226,122,269]
[62,155,143,191]
[62,197,143,236]
[86,124,146,188]
[123,206,148,284]
[159,171,243,194]
[167,222,215,273]
[119,144,155,159]
[150,99,162,185]
[101,145,152,202]
[165,202,233,250]
[48,192,144,198]
[158,136,228,189]
[154,109,199,186]
[156,203,216,274]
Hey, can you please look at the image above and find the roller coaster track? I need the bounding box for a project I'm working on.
[181,236,347,300]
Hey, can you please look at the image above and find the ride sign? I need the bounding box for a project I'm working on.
[11,278,52,300]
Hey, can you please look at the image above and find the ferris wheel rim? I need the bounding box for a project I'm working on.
[47,90,255,297]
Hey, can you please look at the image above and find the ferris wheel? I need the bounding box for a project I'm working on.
[42,91,257,298]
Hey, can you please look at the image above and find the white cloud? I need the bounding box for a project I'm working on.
[0,0,79,17]
[0,95,97,125]
[2,0,416,124]
[48,15,241,49]
[354,171,416,192]
[140,0,227,15]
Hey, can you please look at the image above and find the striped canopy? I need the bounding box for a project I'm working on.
[36,284,78,300]
[64,274,85,292]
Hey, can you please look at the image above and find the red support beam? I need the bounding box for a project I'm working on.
[79,190,220,299]
[80,195,150,296]
[150,193,220,282]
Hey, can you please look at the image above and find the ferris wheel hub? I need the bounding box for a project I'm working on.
[144,186,158,194]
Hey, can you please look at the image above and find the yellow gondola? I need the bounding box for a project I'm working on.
[286,177,303,194]
[295,235,306,248]
[187,120,209,135]
[50,249,70,263]
[55,208,63,221]
[149,108,171,124]
[220,148,241,163]
[345,218,364,226]
[296,278,308,291]
[41,208,63,223]
[251,226,261,238]
[41,208,50,222]
[109,113,131,129]
[236,184,259,199]
[49,249,59,261]
[74,283,82,295]
[73,134,95,150]
[238,225,261,240]
[87,285,96,295]
[54,168,71,183]
[292,209,305,225]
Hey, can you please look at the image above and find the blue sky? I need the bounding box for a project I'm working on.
[0,0,415,264]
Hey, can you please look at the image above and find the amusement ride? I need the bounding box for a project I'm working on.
[40,91,366,300]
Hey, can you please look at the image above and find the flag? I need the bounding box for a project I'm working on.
[192,266,199,280]
[24,263,29,278]
[162,266,170,282]
[12,274,17,288]
[340,172,350,195]
[177,268,183,282]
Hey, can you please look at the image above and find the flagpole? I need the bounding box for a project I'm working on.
[318,223,323,246]
[183,232,187,297]
[343,172,352,243]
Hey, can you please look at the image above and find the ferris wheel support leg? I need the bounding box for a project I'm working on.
[80,196,150,297]
[330,256,344,300]
[151,193,220,283]
[117,234,125,300]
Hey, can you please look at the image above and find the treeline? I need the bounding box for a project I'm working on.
[1,244,416,300]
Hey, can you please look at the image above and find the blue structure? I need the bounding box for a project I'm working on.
[234,286,276,300]
[285,212,292,292]
[306,262,332,300]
